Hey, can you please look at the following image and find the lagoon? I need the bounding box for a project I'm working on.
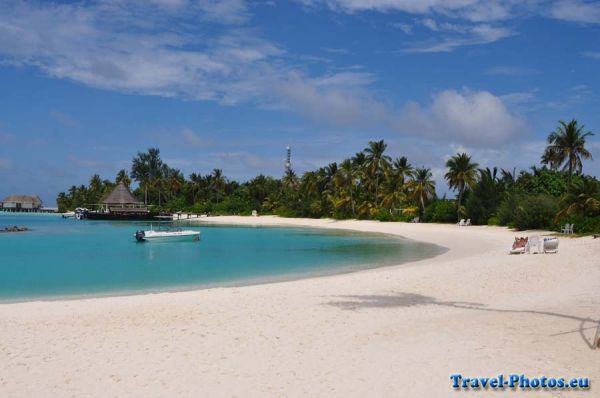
[0,213,444,301]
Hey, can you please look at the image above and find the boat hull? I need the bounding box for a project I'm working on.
[135,230,200,242]
[88,212,158,221]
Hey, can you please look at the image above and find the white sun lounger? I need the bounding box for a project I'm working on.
[526,235,541,254]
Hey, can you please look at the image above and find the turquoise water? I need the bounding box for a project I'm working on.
[0,213,444,301]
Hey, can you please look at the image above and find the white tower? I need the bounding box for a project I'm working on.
[285,145,291,173]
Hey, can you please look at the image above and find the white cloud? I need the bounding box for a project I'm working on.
[549,0,600,24]
[273,71,391,127]
[0,1,277,103]
[582,51,600,59]
[399,89,527,146]
[404,24,513,52]
[392,22,413,33]
[299,0,528,22]
[499,90,537,104]
[401,17,514,52]
[0,1,529,150]
[181,128,211,147]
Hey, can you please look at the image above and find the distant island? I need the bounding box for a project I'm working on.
[57,119,598,233]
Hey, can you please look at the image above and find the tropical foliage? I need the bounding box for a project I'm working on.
[57,120,599,233]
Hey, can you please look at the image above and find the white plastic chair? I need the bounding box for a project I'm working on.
[526,235,541,254]
[457,219,465,226]
[465,219,471,226]
[561,223,571,234]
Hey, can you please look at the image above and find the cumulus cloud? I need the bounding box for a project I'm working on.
[273,71,395,126]
[0,1,528,150]
[399,89,527,146]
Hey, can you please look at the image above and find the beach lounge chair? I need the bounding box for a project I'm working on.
[465,219,471,226]
[457,219,465,226]
[542,237,559,253]
[509,236,528,254]
[526,235,541,254]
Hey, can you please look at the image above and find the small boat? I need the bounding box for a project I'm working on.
[134,225,200,242]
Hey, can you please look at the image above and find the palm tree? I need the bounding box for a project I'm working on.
[364,140,391,202]
[392,156,414,186]
[555,178,600,221]
[541,119,594,183]
[380,175,406,210]
[408,167,436,214]
[445,153,479,219]
[88,174,104,205]
[189,172,202,203]
[131,148,163,204]
[210,168,226,203]
[333,159,357,216]
[115,169,131,188]
[283,168,298,189]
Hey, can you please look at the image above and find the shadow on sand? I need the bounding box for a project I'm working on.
[325,292,600,350]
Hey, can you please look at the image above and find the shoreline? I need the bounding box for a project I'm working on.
[1,216,599,397]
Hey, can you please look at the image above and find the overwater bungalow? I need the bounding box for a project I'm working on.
[86,182,155,220]
[1,195,43,212]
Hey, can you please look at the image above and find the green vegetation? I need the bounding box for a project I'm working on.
[57,119,599,233]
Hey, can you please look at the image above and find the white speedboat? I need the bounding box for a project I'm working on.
[134,226,200,242]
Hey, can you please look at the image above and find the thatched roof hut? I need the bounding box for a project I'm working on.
[1,195,43,206]
[102,182,143,207]
[1,195,43,211]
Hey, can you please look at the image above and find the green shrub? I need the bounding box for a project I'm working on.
[556,214,600,234]
[496,194,520,226]
[512,194,559,230]
[487,216,500,225]
[423,200,457,223]
[374,208,394,222]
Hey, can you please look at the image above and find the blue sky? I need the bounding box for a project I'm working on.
[0,0,599,205]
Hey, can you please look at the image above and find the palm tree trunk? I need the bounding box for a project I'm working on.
[457,183,464,219]
[350,186,355,216]
[374,169,379,205]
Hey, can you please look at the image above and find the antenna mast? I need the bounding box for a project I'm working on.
[285,145,291,173]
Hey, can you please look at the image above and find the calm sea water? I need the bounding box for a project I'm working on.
[0,213,444,301]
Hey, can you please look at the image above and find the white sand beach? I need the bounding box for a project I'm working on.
[1,217,599,397]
